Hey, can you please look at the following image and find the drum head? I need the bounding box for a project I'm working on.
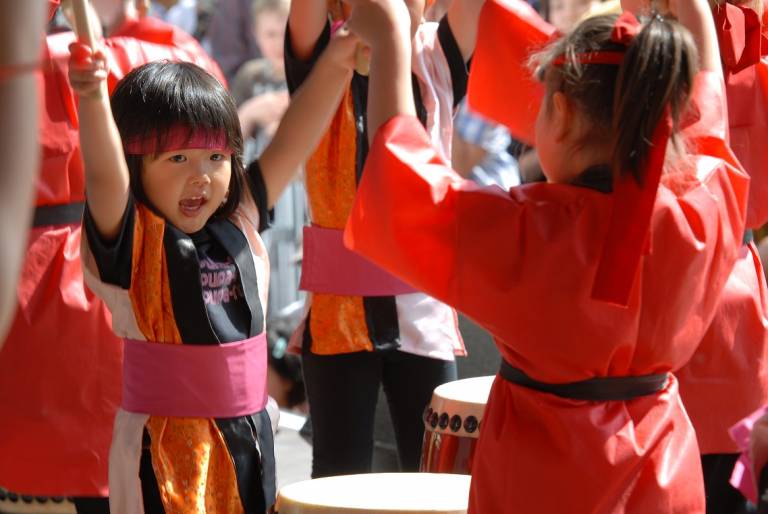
[276,473,470,513]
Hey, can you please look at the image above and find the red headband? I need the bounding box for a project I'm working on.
[612,11,642,45]
[553,12,641,67]
[591,111,672,306]
[125,126,231,155]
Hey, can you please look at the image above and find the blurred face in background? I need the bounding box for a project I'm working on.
[254,7,288,73]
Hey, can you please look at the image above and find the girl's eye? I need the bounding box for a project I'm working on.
[169,154,187,163]
[210,153,226,162]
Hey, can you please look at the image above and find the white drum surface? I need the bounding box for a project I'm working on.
[432,377,494,409]
[276,473,471,514]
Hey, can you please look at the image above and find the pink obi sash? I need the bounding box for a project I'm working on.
[122,333,268,418]
[299,225,418,296]
[730,406,768,503]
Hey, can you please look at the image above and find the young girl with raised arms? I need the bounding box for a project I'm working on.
[343,0,749,511]
[285,0,483,479]
[67,21,360,514]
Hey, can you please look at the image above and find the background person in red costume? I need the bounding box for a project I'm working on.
[0,1,224,511]
[616,1,768,512]
[342,0,749,511]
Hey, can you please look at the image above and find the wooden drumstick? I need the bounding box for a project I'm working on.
[70,0,96,49]
[71,0,106,99]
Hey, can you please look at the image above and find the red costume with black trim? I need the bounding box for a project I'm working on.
[0,16,223,496]
[344,1,750,511]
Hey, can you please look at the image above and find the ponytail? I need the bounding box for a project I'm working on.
[612,16,696,183]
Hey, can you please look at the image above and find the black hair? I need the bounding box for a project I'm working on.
[532,13,698,184]
[110,61,245,219]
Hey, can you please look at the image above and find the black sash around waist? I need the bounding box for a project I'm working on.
[499,360,669,402]
[33,202,85,228]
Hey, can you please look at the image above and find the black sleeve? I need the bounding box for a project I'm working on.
[438,16,470,108]
[83,195,135,289]
[284,19,332,95]
[245,159,274,233]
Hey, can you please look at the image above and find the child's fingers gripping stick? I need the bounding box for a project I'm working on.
[69,41,94,68]
[68,42,108,98]
[327,24,363,72]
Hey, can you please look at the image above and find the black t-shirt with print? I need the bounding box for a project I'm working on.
[189,227,251,342]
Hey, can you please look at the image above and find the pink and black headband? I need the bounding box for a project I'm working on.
[124,125,231,155]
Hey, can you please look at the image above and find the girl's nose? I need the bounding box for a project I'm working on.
[189,164,212,185]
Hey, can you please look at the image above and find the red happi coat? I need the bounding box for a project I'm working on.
[466,0,768,458]
[343,2,749,511]
[0,18,223,496]
[676,4,768,455]
[345,81,746,513]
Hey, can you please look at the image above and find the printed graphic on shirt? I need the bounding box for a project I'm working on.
[200,256,246,306]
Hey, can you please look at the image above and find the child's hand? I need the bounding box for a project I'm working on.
[321,24,362,72]
[342,0,412,48]
[68,42,108,100]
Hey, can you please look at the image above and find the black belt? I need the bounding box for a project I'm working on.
[499,360,669,402]
[744,230,754,246]
[32,202,84,228]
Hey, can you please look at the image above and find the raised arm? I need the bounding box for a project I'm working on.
[345,0,416,140]
[446,0,485,62]
[672,0,722,77]
[258,29,358,208]
[288,0,330,61]
[70,44,130,240]
[625,0,722,77]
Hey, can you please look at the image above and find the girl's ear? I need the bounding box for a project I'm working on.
[550,91,572,143]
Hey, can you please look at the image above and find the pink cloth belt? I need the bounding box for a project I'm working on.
[122,333,268,418]
[300,225,418,296]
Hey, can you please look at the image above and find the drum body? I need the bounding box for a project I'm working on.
[0,488,74,513]
[420,376,494,474]
[275,473,470,514]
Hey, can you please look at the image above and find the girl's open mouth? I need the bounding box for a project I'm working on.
[179,196,208,217]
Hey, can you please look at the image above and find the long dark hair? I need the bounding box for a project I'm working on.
[110,61,246,219]
[532,13,698,184]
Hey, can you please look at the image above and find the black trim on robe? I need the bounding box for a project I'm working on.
[164,224,220,344]
[207,219,263,337]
